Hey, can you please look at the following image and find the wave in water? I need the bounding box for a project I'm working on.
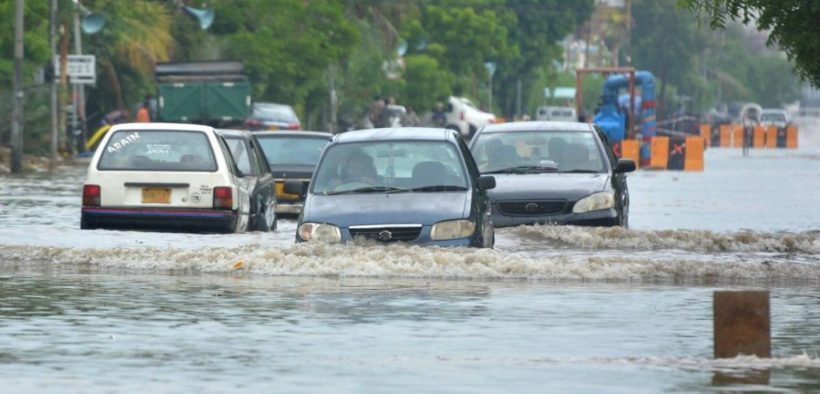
[2,243,819,281]
[509,225,820,253]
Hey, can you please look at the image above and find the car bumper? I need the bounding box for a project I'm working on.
[81,207,238,233]
[492,207,619,228]
[275,202,303,215]
[295,225,481,247]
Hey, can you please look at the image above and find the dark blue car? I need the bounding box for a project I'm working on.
[286,128,497,247]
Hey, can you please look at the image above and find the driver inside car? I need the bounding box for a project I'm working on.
[333,150,378,189]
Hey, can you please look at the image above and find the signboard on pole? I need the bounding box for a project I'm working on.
[54,54,96,84]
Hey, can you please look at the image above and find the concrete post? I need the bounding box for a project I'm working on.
[713,290,771,358]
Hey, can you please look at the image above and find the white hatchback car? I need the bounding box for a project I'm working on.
[81,123,258,233]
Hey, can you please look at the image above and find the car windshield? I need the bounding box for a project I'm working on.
[97,130,217,172]
[311,141,468,195]
[252,104,298,122]
[471,130,606,174]
[256,136,329,167]
[224,137,252,175]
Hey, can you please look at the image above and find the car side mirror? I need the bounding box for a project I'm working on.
[284,181,305,196]
[615,159,636,173]
[477,175,496,191]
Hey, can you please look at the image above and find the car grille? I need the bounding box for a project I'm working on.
[497,200,568,216]
[348,225,423,243]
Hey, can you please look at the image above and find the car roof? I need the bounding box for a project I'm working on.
[480,121,592,133]
[332,127,456,144]
[252,130,333,139]
[217,129,252,139]
[109,122,215,133]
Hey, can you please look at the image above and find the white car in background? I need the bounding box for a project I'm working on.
[760,108,789,128]
[80,123,257,233]
[444,96,496,138]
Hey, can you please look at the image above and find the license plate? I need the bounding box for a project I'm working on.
[269,125,280,131]
[141,188,171,204]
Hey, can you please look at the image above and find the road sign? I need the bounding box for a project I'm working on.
[54,55,96,84]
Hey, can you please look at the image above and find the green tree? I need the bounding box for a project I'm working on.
[401,54,450,111]
[680,0,820,87]
[631,0,704,119]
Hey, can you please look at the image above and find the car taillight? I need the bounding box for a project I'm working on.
[488,117,496,124]
[460,111,465,121]
[245,119,261,129]
[83,184,101,207]
[287,123,300,130]
[213,187,233,209]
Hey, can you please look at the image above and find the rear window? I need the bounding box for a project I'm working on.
[97,130,217,172]
[252,105,298,122]
[256,136,329,166]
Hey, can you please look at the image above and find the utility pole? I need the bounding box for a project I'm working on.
[328,64,337,134]
[59,24,70,155]
[49,0,59,174]
[625,0,632,65]
[73,6,86,152]
[10,0,25,173]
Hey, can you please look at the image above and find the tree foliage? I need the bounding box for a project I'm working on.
[680,0,820,87]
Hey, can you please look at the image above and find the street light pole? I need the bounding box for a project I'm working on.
[11,0,25,174]
[49,0,59,174]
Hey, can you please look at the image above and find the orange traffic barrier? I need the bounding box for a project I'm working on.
[621,139,640,170]
[753,126,765,149]
[684,136,704,171]
[649,136,669,169]
[719,125,731,147]
[766,126,778,149]
[700,124,712,147]
[732,125,745,148]
[787,125,798,149]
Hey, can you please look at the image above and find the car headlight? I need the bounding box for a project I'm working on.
[430,219,475,240]
[298,223,341,243]
[573,192,615,213]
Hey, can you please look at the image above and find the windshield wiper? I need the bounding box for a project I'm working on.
[325,186,408,195]
[560,169,600,173]
[484,165,558,174]
[410,185,469,192]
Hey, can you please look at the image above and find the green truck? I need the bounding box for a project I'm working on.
[155,61,251,126]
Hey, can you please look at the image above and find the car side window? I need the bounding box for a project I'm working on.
[594,126,618,167]
[216,135,240,177]
[456,137,480,182]
[249,140,268,176]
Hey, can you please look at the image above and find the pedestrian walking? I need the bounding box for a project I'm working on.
[136,101,151,123]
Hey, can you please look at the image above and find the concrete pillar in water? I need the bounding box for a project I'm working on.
[713,290,770,359]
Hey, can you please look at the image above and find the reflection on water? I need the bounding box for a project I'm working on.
[1,272,819,393]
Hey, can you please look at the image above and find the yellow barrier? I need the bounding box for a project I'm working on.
[621,139,640,170]
[700,124,711,147]
[787,126,798,149]
[684,136,704,172]
[732,125,744,148]
[766,126,778,149]
[85,124,112,151]
[753,126,765,149]
[649,137,669,169]
[719,125,732,147]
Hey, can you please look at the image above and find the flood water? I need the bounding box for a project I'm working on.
[1,119,819,393]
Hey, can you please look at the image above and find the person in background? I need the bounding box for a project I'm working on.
[136,100,151,123]
[404,106,420,127]
[432,102,447,127]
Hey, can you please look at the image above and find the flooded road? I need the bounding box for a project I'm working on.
[1,120,819,392]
